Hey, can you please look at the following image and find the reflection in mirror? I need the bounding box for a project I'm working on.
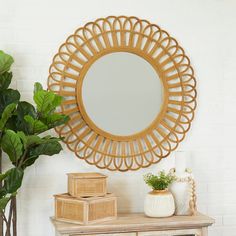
[82,52,163,136]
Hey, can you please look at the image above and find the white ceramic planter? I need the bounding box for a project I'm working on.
[144,190,175,218]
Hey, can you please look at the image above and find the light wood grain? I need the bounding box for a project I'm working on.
[51,212,214,235]
[67,173,107,179]
[73,233,136,236]
[201,227,208,236]
[139,228,201,235]
[48,15,197,171]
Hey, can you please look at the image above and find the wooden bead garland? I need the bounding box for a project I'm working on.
[169,168,197,215]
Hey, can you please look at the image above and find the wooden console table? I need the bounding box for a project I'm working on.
[51,213,214,236]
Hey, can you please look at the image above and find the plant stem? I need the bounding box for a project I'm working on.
[8,200,13,236]
[0,211,8,235]
[5,199,13,236]
[1,211,7,225]
[12,197,16,236]
[17,149,28,169]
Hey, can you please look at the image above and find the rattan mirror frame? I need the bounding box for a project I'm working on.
[48,16,197,171]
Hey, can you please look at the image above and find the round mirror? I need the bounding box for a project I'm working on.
[48,16,197,171]
[81,52,163,136]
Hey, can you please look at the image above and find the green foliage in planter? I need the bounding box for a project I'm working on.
[143,171,175,190]
[0,50,69,212]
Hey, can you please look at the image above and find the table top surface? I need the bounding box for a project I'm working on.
[51,212,215,234]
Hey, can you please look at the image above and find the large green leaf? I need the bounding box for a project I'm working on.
[51,94,63,108]
[0,197,10,210]
[33,90,55,114]
[23,140,62,169]
[8,101,38,134]
[24,115,48,134]
[43,113,69,128]
[0,89,20,115]
[0,72,12,90]
[0,51,14,74]
[1,130,23,162]
[0,172,8,182]
[33,82,43,94]
[41,136,62,143]
[0,103,17,130]
[25,135,42,146]
[17,101,37,119]
[22,139,62,169]
[4,115,18,131]
[21,155,39,169]
[26,135,61,147]
[17,131,27,148]
[4,168,24,193]
[30,141,62,156]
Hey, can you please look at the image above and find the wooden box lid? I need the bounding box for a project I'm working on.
[67,172,107,179]
[54,193,115,202]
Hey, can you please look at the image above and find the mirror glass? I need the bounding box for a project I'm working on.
[82,52,163,136]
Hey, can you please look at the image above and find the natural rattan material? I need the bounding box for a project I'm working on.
[67,172,107,197]
[48,16,197,171]
[54,193,117,225]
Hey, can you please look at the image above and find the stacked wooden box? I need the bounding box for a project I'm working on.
[54,173,117,225]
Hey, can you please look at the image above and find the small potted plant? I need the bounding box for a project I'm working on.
[143,171,176,217]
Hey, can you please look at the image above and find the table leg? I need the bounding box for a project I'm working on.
[201,227,208,236]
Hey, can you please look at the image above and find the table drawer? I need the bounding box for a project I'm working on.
[70,233,137,236]
[138,229,201,236]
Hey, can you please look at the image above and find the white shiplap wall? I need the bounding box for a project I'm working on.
[0,0,235,235]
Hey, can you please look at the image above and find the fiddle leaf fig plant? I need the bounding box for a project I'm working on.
[0,50,69,236]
